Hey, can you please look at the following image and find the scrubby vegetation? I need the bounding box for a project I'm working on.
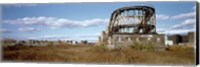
[3,44,195,65]
[88,45,108,53]
[131,42,154,51]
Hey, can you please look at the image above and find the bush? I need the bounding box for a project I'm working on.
[131,42,142,50]
[89,44,108,53]
[144,42,154,51]
[47,42,54,47]
[3,44,29,50]
[131,42,154,51]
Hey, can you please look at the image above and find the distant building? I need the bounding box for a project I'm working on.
[168,34,182,45]
[80,40,88,45]
[165,40,173,45]
[167,32,195,45]
[188,32,194,44]
[182,35,188,43]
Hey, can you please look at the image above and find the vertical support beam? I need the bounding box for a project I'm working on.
[133,10,137,33]
[117,14,120,26]
[154,14,156,33]
[115,15,119,33]
[126,10,129,33]
[142,8,146,33]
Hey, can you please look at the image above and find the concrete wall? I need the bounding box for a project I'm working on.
[165,40,173,45]
[107,34,165,49]
[188,32,194,43]
[182,35,188,43]
[98,31,108,45]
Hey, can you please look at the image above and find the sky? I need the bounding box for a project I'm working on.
[1,2,196,42]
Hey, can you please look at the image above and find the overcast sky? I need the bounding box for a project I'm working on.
[1,2,196,42]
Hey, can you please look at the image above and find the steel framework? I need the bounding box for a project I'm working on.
[107,6,156,36]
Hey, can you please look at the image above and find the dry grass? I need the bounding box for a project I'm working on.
[3,44,195,65]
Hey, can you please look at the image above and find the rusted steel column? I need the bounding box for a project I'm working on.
[154,14,156,33]
[142,8,146,33]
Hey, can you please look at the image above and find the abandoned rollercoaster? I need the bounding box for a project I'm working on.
[99,5,166,50]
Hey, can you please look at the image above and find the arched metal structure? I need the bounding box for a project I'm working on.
[107,6,156,36]
[98,5,165,50]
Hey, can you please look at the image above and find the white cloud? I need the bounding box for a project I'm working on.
[192,5,196,10]
[0,28,12,33]
[18,27,40,32]
[155,12,195,20]
[156,14,170,20]
[171,19,195,29]
[157,6,196,20]
[170,6,196,20]
[76,33,100,38]
[164,28,195,35]
[157,28,195,35]
[155,11,195,20]
[28,32,101,41]
[28,34,98,42]
[3,16,109,29]
[28,35,70,40]
[170,11,196,20]
[74,33,100,42]
[156,28,166,32]
[4,4,37,7]
[157,19,196,35]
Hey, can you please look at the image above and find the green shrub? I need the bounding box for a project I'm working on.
[47,42,54,47]
[144,42,154,51]
[131,42,142,50]
[89,44,108,53]
[131,42,154,51]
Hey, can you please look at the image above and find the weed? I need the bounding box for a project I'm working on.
[2,44,195,65]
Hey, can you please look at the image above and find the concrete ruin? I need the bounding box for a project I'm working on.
[99,6,165,50]
[167,32,195,45]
